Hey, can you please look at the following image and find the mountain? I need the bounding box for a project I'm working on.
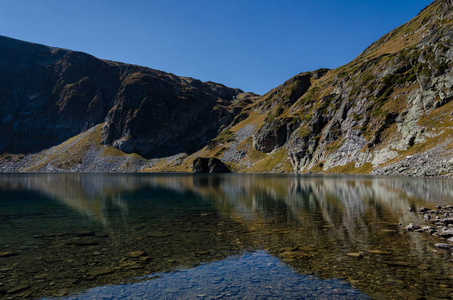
[1,0,453,177]
[0,35,250,157]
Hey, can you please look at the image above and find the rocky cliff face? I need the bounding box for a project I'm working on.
[244,0,453,177]
[0,35,244,157]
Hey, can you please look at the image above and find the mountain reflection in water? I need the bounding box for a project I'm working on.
[0,174,452,299]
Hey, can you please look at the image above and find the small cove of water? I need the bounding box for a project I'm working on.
[0,173,452,299]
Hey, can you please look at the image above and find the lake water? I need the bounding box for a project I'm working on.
[0,173,452,299]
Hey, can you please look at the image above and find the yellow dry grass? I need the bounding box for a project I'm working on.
[23,124,146,171]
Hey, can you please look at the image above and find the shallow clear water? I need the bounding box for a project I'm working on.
[0,173,453,299]
[61,251,367,300]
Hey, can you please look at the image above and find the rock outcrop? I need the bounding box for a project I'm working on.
[243,0,453,177]
[193,157,231,173]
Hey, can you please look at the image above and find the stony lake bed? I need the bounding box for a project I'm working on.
[0,173,452,299]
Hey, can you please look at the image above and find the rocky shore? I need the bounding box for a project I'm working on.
[405,205,453,260]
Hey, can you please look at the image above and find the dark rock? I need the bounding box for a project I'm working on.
[442,218,453,225]
[434,243,453,249]
[127,264,144,270]
[7,284,29,294]
[438,228,453,237]
[0,252,18,258]
[312,68,330,80]
[193,157,210,173]
[128,251,146,258]
[253,119,299,153]
[71,230,95,237]
[44,233,67,237]
[67,239,98,246]
[346,253,364,258]
[95,233,109,238]
[368,250,391,255]
[146,232,172,238]
[404,223,420,231]
[384,261,416,268]
[193,157,230,173]
[87,269,114,276]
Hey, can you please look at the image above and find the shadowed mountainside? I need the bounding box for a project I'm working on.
[0,35,249,158]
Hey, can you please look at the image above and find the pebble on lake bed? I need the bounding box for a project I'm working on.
[0,252,18,258]
[346,253,363,258]
[435,243,453,249]
[128,251,146,258]
[404,223,419,231]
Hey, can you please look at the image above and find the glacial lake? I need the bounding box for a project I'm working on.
[0,173,453,299]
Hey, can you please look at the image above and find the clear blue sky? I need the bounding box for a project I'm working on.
[0,0,432,94]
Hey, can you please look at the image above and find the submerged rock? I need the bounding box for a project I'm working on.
[0,252,18,258]
[404,223,419,231]
[346,253,364,258]
[435,243,453,249]
[7,284,29,294]
[87,268,114,276]
[128,251,146,258]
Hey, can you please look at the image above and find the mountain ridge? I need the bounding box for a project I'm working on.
[1,0,453,177]
[0,34,251,158]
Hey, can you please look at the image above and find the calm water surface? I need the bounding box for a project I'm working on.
[0,173,452,299]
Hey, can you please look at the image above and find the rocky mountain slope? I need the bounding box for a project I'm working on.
[143,0,453,177]
[1,0,453,177]
[0,35,248,158]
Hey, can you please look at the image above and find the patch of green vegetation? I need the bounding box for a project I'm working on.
[265,104,285,121]
[319,94,336,114]
[436,62,449,75]
[207,129,235,149]
[325,141,340,153]
[214,147,226,157]
[247,148,291,173]
[418,63,431,77]
[295,86,320,107]
[216,129,234,143]
[103,146,126,157]
[437,43,449,53]
[297,127,311,137]
[326,162,373,174]
[360,73,375,84]
[352,112,361,121]
[338,71,348,79]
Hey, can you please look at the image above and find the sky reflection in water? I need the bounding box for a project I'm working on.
[60,251,367,300]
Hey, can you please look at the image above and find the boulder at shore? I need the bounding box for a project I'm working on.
[193,157,231,173]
